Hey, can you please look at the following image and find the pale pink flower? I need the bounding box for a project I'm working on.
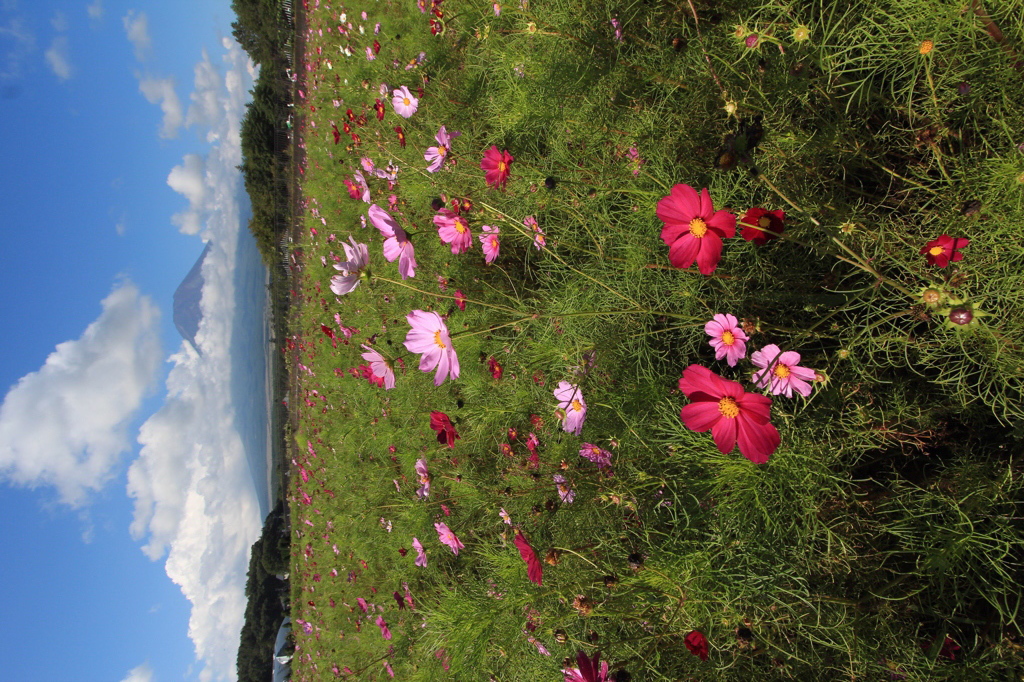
[365,46,376,61]
[750,344,816,398]
[425,125,460,172]
[330,236,370,295]
[433,209,473,254]
[360,344,396,389]
[415,458,430,499]
[499,508,512,524]
[392,85,418,118]
[554,381,587,435]
[353,170,371,202]
[705,313,748,367]
[412,537,427,566]
[525,215,545,249]
[403,310,460,385]
[435,522,464,554]
[480,225,500,263]
[369,204,417,279]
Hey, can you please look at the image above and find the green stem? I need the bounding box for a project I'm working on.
[372,275,521,314]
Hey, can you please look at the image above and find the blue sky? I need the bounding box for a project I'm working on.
[0,1,265,680]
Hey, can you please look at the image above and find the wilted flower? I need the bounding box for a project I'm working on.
[554,381,587,435]
[750,344,815,398]
[705,313,748,366]
[657,184,736,275]
[684,630,709,661]
[392,85,419,117]
[487,356,503,379]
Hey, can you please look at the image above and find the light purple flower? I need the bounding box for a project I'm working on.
[554,381,586,435]
[413,537,427,566]
[330,236,369,295]
[578,443,612,468]
[493,3,501,15]
[368,204,417,279]
[611,17,623,42]
[361,344,396,389]
[435,522,464,555]
[705,313,748,367]
[750,344,816,397]
[415,458,430,498]
[366,46,376,61]
[480,225,500,264]
[425,125,461,172]
[392,85,418,118]
[433,209,473,254]
[404,310,460,385]
[553,474,575,504]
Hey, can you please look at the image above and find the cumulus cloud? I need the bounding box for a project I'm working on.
[128,36,260,682]
[122,10,149,60]
[45,35,72,80]
[0,282,161,507]
[120,662,154,682]
[87,0,104,21]
[138,75,183,139]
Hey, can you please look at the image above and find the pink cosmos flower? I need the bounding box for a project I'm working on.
[330,236,370,295]
[365,46,376,61]
[361,344,396,389]
[412,537,427,566]
[369,204,417,279]
[705,313,748,367]
[563,651,610,682]
[353,170,371,202]
[523,215,546,250]
[480,225,500,263]
[499,508,512,524]
[404,310,460,385]
[481,145,513,188]
[578,443,612,468]
[391,85,418,118]
[435,522,464,555]
[678,364,780,464]
[425,125,460,172]
[657,184,736,275]
[750,344,816,398]
[376,615,392,640]
[415,459,430,498]
[553,473,575,503]
[433,209,473,254]
[357,597,369,612]
[921,234,969,267]
[554,381,587,435]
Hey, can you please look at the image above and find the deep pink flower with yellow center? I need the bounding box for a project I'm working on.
[678,364,780,464]
[404,310,460,385]
[435,522,464,555]
[480,225,500,263]
[433,208,473,254]
[920,234,969,268]
[657,184,736,275]
[481,145,513,188]
[705,313,748,367]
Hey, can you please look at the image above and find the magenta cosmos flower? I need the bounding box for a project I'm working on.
[579,443,612,468]
[705,313,748,366]
[433,208,473,254]
[563,651,610,682]
[921,234,969,268]
[425,125,460,172]
[481,145,513,188]
[360,344,396,389]
[657,184,736,275]
[392,85,418,118]
[330,236,370,295]
[404,310,460,385]
[480,225,500,263]
[434,522,464,554]
[412,537,427,566]
[678,364,780,464]
[554,381,587,435]
[750,344,815,398]
[376,615,392,640]
[368,204,417,279]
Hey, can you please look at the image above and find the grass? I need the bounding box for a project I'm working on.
[280,0,1024,678]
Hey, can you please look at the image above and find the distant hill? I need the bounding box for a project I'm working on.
[173,242,212,354]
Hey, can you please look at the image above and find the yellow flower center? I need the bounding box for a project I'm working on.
[689,218,708,238]
[721,330,735,345]
[433,330,447,349]
[497,161,507,172]
[718,397,739,418]
[919,40,934,55]
[438,145,446,156]
[758,216,771,228]
[929,246,944,256]
[403,97,411,106]
[490,237,499,248]
[571,399,583,412]
[455,219,466,234]
[773,364,791,379]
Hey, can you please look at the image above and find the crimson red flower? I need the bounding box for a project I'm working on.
[678,364,780,464]
[740,207,785,245]
[374,98,386,121]
[684,630,709,661]
[394,125,406,148]
[513,530,543,585]
[331,123,341,144]
[480,145,513,188]
[346,108,355,121]
[321,324,336,340]
[488,356,503,380]
[372,39,381,54]
[657,184,736,275]
[429,411,460,448]
[921,234,969,267]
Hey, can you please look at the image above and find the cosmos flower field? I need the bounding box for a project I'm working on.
[283,0,1024,679]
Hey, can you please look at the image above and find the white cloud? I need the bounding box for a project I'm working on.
[87,0,103,21]
[44,35,72,80]
[51,10,68,32]
[138,75,183,139]
[128,36,260,682]
[0,282,161,507]
[0,16,35,80]
[120,662,154,682]
[122,10,149,60]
